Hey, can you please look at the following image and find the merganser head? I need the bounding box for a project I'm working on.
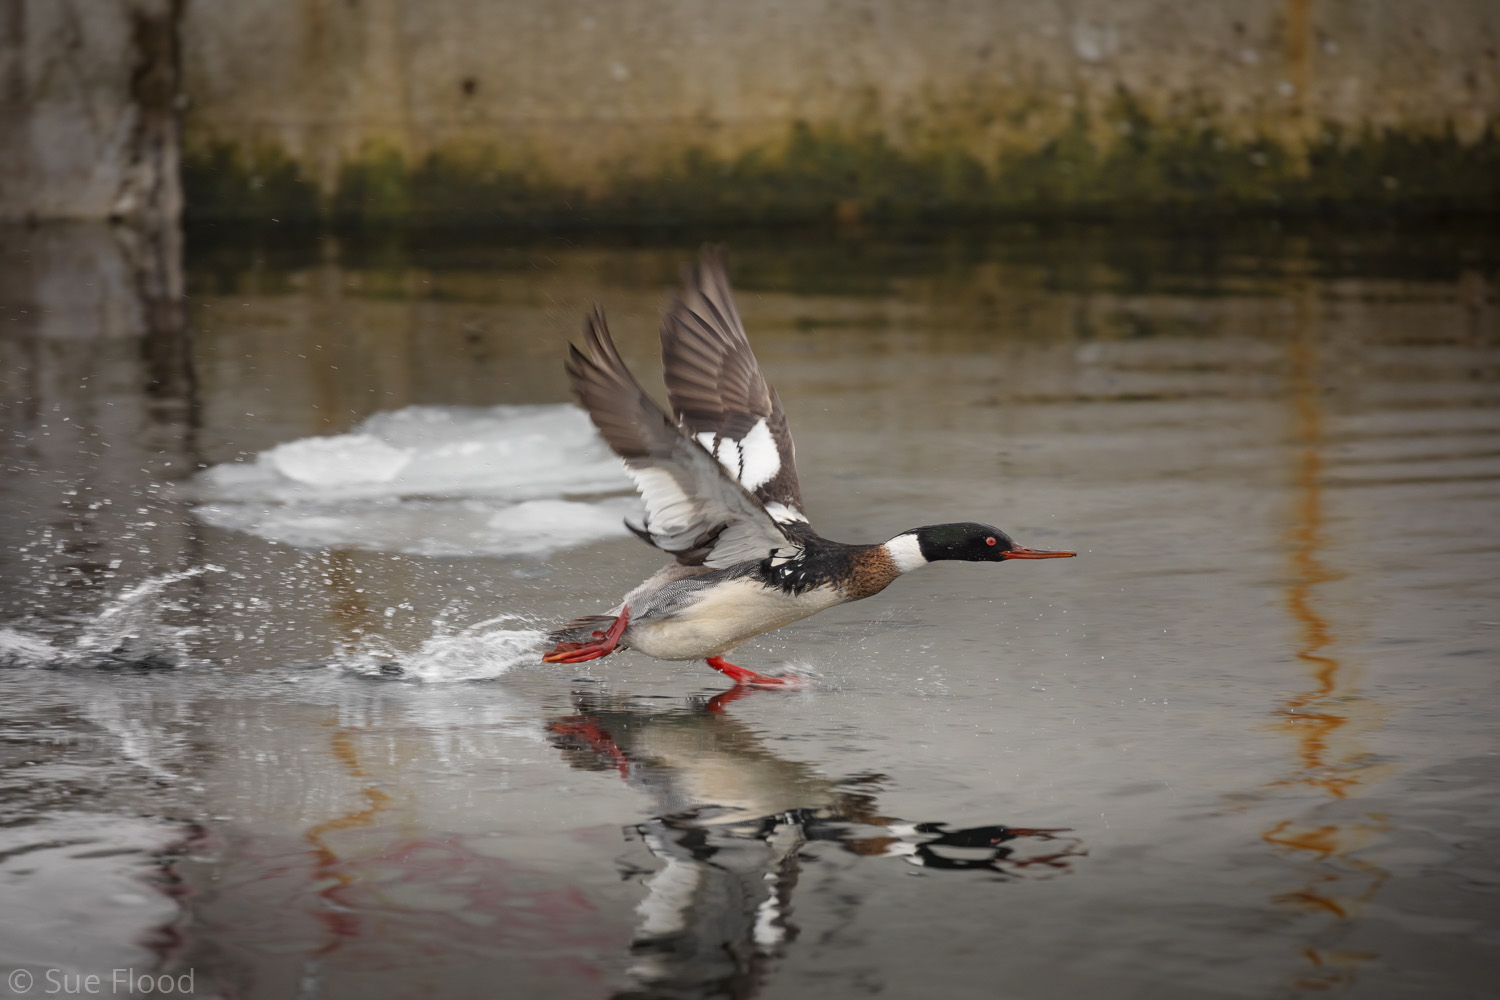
[888,522,1076,571]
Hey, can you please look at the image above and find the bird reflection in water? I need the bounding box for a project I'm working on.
[547,687,1084,999]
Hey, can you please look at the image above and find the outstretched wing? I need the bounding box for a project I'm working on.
[660,245,807,525]
[566,308,801,569]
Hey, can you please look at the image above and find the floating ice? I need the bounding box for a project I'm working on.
[190,404,638,558]
[268,433,413,486]
[197,404,629,503]
[194,496,639,558]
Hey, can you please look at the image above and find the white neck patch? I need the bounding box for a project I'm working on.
[884,533,928,574]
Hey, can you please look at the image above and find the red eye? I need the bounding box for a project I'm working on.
[985,536,997,546]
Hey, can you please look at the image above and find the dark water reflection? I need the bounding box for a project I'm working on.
[549,689,1082,999]
[1,219,1498,998]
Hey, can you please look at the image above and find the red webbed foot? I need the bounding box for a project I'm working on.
[703,685,757,713]
[542,607,629,664]
[546,718,629,778]
[706,655,804,688]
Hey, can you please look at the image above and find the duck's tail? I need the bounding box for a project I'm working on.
[546,615,619,646]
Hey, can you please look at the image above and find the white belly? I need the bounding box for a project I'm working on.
[628,578,846,660]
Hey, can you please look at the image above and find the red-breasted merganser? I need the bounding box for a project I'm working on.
[543,246,1075,687]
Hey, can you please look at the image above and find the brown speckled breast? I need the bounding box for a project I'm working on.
[839,546,902,601]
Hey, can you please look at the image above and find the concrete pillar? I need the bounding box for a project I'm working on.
[0,0,183,225]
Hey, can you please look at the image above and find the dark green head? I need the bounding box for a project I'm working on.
[910,523,1076,564]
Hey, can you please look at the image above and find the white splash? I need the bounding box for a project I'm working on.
[397,629,547,683]
[189,404,639,558]
[0,567,222,670]
[0,627,55,667]
[339,614,547,683]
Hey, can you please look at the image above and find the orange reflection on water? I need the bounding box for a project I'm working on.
[303,724,395,946]
[1271,321,1355,795]
[1263,816,1389,923]
[302,552,395,948]
[1261,307,1390,991]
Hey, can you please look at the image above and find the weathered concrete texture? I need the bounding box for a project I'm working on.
[175,0,1500,222]
[0,0,182,223]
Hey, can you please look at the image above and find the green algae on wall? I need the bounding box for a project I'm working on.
[332,147,587,225]
[181,111,1500,227]
[182,142,321,223]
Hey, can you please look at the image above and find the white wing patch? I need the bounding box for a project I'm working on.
[763,501,807,525]
[695,417,782,494]
[625,457,794,567]
[737,419,780,490]
[636,831,700,935]
[628,466,697,534]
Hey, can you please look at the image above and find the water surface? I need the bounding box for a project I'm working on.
[2,222,1497,998]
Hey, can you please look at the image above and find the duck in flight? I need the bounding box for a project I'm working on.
[543,246,1075,687]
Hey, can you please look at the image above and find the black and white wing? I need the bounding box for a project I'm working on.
[566,308,801,569]
[660,246,807,526]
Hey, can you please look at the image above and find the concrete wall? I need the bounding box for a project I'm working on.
[0,0,181,223]
[7,1,1500,223]
[175,0,1500,222]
